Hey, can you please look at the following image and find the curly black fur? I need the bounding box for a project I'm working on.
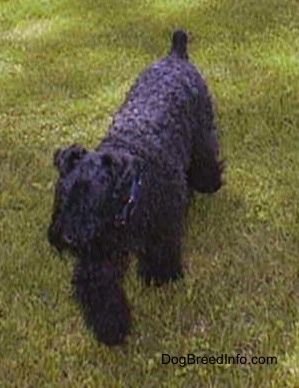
[48,30,223,346]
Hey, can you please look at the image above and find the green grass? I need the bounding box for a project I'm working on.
[1,0,299,386]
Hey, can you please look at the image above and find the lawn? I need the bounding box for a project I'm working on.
[0,0,299,386]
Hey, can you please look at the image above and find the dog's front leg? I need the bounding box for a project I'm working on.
[72,252,131,346]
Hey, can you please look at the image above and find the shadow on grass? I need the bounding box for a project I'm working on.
[3,0,296,112]
[70,0,294,52]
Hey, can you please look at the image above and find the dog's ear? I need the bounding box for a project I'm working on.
[54,144,87,176]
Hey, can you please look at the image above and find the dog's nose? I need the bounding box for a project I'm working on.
[63,233,73,244]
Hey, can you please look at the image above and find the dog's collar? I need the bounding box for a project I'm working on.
[114,174,142,227]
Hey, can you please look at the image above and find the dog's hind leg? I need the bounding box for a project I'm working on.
[187,86,223,193]
[187,141,223,194]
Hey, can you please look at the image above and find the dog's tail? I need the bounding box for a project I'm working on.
[170,30,189,59]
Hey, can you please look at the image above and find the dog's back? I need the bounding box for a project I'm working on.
[108,30,216,172]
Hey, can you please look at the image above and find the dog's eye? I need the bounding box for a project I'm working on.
[112,191,121,200]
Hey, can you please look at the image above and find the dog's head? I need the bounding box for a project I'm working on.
[48,144,142,253]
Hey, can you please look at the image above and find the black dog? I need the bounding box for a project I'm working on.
[48,30,223,346]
